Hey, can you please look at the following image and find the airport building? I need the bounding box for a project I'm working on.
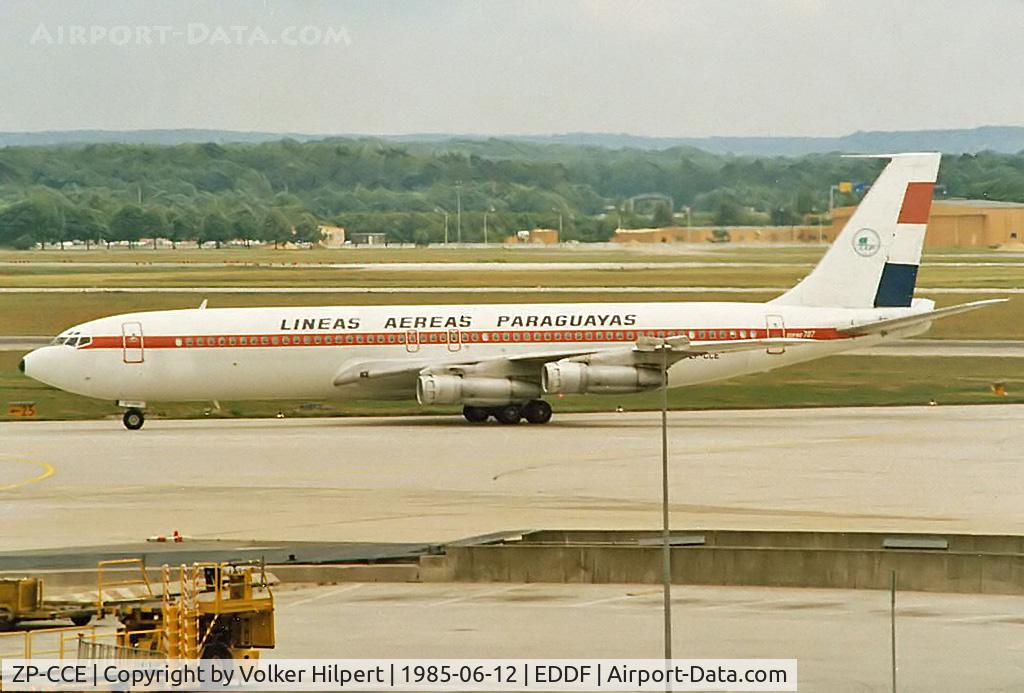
[830,198,1024,247]
[612,225,826,244]
[613,199,1024,247]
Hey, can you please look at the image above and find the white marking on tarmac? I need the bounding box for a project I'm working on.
[283,583,363,608]
[424,584,523,608]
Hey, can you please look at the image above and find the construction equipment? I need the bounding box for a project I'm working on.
[0,577,95,631]
[114,561,274,660]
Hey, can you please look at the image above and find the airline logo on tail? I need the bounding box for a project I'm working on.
[852,229,881,257]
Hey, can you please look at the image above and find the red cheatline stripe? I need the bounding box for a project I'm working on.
[897,182,935,224]
[80,327,849,350]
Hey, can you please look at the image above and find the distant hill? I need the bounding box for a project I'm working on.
[3,126,1024,155]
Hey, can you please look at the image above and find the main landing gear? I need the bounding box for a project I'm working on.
[122,408,145,430]
[463,400,553,425]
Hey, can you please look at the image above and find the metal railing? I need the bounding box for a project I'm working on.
[96,558,154,617]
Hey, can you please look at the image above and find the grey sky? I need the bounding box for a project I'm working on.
[1,0,1022,137]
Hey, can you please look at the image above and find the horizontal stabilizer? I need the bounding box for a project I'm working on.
[839,299,1008,336]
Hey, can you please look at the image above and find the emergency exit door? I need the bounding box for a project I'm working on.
[122,322,144,363]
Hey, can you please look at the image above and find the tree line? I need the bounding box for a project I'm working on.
[1,138,1023,248]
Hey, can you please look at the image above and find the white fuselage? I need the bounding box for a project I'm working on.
[22,300,928,404]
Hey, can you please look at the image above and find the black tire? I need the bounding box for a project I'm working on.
[201,642,234,661]
[493,404,522,425]
[123,408,145,430]
[523,400,553,425]
[463,406,489,423]
[0,610,15,632]
[70,614,92,627]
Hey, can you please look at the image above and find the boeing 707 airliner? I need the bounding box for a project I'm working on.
[19,153,1004,429]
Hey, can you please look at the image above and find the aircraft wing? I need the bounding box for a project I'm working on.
[838,299,1007,337]
[332,335,817,393]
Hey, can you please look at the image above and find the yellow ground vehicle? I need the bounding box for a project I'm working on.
[113,561,275,660]
[0,577,94,630]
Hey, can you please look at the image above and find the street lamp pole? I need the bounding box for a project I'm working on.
[455,182,462,244]
[660,343,672,664]
[435,207,449,245]
[483,206,494,244]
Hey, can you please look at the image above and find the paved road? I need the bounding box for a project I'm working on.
[2,406,1022,552]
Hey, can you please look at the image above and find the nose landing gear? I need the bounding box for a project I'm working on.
[122,408,145,430]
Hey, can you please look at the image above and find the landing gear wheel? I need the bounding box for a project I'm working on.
[463,405,489,423]
[522,400,553,424]
[493,404,522,425]
[122,408,145,430]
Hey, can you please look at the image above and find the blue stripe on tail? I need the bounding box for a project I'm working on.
[873,263,918,307]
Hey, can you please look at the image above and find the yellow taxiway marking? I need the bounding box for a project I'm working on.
[0,454,55,491]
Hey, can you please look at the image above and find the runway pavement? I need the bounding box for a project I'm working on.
[1,406,1022,552]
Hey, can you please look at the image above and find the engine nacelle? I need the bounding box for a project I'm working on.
[416,374,541,406]
[542,362,663,394]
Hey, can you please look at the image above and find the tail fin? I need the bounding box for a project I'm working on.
[772,152,941,309]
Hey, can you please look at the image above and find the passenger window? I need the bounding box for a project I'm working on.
[345,335,354,344]
[502,332,510,342]
[271,336,279,345]
[387,334,395,343]
[174,338,182,347]
[229,336,237,346]
[239,336,248,345]
[356,335,364,343]
[729,330,737,339]
[186,338,194,346]
[739,330,747,339]
[197,337,205,346]
[282,336,291,345]
[314,335,322,345]
[303,336,312,345]
[698,331,705,339]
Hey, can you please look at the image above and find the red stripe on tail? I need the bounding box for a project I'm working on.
[897,182,934,224]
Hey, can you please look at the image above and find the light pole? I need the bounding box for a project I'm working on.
[483,206,495,244]
[435,206,449,245]
[659,342,672,665]
[552,208,563,239]
[455,181,462,244]
[638,333,679,668]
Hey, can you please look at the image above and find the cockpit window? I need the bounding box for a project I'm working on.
[74,336,92,348]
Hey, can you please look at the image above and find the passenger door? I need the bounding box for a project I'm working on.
[765,314,785,355]
[122,321,145,363]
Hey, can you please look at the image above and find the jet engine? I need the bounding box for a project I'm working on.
[416,374,541,406]
[542,361,663,394]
